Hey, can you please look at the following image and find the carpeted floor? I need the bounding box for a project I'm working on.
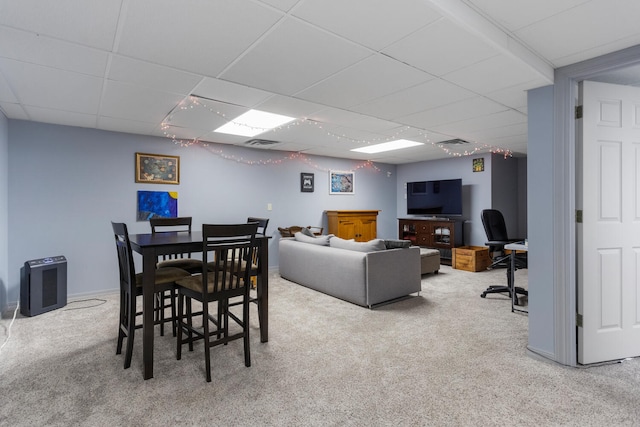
[1,266,639,426]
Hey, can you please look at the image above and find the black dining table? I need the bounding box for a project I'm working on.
[128,231,269,380]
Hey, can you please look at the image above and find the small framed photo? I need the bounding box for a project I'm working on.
[473,157,484,172]
[301,172,314,192]
[329,170,355,195]
[135,152,180,184]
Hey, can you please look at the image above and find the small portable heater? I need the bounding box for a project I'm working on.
[20,256,67,316]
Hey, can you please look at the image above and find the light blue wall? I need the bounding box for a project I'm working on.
[6,120,397,306]
[526,85,555,359]
[395,154,493,246]
[0,111,8,312]
[491,153,523,239]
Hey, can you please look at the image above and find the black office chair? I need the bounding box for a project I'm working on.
[480,209,528,301]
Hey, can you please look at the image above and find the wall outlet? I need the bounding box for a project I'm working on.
[267,203,272,211]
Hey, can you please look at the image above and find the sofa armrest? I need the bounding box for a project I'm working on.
[366,247,421,306]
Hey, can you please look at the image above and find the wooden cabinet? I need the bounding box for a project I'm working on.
[398,218,463,264]
[326,210,379,242]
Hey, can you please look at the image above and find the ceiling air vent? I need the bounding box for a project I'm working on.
[438,138,470,145]
[244,139,281,147]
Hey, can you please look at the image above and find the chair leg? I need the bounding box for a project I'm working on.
[244,297,251,368]
[202,301,212,383]
[187,298,194,352]
[170,289,177,337]
[176,292,183,361]
[123,294,136,369]
[116,291,126,355]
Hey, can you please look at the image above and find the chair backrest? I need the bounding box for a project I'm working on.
[150,216,192,233]
[112,222,136,295]
[149,216,194,260]
[481,209,510,242]
[202,223,259,298]
[247,217,269,236]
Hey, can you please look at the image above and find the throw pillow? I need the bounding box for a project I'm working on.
[330,237,387,252]
[384,239,411,249]
[300,227,315,237]
[294,231,331,246]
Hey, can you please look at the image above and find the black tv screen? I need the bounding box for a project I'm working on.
[407,179,462,216]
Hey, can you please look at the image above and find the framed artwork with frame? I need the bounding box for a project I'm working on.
[329,170,355,195]
[472,157,484,172]
[301,172,314,192]
[135,152,180,184]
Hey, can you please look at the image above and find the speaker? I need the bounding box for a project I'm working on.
[20,256,67,316]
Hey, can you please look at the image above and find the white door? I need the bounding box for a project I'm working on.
[578,80,640,364]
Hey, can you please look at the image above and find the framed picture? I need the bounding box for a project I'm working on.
[137,191,178,221]
[301,172,314,192]
[135,152,180,184]
[329,170,355,195]
[472,157,484,172]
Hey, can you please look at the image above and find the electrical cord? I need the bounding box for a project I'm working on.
[0,302,19,352]
[0,297,107,353]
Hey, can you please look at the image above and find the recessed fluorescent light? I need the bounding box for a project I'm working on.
[351,139,424,154]
[214,109,295,137]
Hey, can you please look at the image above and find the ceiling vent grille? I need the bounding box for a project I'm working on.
[244,139,280,147]
[438,138,470,145]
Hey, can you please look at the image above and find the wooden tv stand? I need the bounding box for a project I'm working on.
[398,218,463,265]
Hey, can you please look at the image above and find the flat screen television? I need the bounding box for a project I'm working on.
[407,178,463,216]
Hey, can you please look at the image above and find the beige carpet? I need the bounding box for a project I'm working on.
[1,266,639,426]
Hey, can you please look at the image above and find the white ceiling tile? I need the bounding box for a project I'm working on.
[467,0,589,32]
[443,55,542,95]
[108,56,202,95]
[0,102,27,119]
[0,71,17,102]
[398,96,507,129]
[353,78,475,120]
[97,116,158,135]
[163,97,246,132]
[258,0,301,12]
[117,0,283,77]
[23,105,97,128]
[514,0,640,65]
[220,17,371,95]
[383,18,499,76]
[310,108,399,134]
[0,27,108,77]
[292,0,441,50]
[99,80,185,123]
[192,78,272,108]
[295,54,432,108]
[431,110,526,136]
[0,0,121,50]
[485,80,549,110]
[0,58,103,114]
[255,95,325,118]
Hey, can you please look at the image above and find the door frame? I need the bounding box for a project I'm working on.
[552,44,640,366]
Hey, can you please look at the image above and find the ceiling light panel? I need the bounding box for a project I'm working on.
[215,109,295,137]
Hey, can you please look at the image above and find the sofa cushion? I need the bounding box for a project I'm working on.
[384,239,411,249]
[294,231,331,246]
[330,237,386,252]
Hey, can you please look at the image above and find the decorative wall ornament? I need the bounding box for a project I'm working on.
[301,172,314,192]
[329,170,355,195]
[473,157,485,172]
[137,191,178,221]
[135,152,179,184]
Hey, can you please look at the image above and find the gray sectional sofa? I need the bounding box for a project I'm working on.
[278,233,421,308]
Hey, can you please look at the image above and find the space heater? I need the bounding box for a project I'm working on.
[20,256,67,316]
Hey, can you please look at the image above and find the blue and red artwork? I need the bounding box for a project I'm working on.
[137,191,178,220]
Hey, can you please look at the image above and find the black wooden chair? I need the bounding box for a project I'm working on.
[111,222,190,369]
[149,216,204,274]
[175,223,259,382]
[149,216,206,336]
[479,209,528,301]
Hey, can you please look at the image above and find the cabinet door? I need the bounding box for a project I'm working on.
[416,222,431,246]
[432,225,452,247]
[338,220,357,240]
[357,218,377,241]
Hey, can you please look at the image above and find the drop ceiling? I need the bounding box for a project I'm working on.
[1,0,640,164]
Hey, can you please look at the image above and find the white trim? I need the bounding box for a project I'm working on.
[553,44,640,367]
